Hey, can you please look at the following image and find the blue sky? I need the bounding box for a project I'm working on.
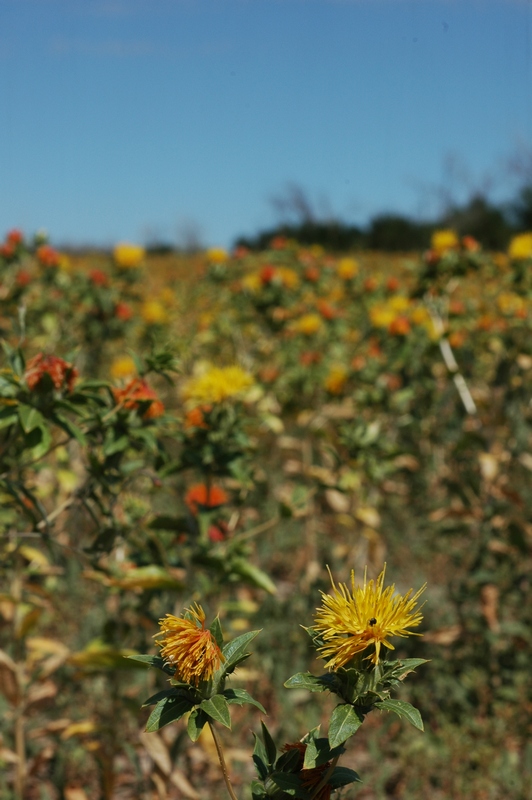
[1,0,531,248]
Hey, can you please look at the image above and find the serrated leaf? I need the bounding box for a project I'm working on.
[329,766,362,788]
[209,617,224,649]
[250,779,267,798]
[328,704,363,748]
[141,687,194,707]
[284,672,329,693]
[270,772,307,798]
[374,699,424,731]
[302,737,345,770]
[220,629,261,675]
[261,721,277,767]
[253,733,269,779]
[126,654,176,676]
[18,403,44,433]
[145,695,193,732]
[222,687,266,714]
[103,433,129,456]
[187,708,209,742]
[53,413,87,446]
[200,694,231,728]
[275,747,301,773]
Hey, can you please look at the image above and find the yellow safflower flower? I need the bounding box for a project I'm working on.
[388,295,411,313]
[369,304,395,328]
[110,355,137,381]
[431,229,459,254]
[276,267,300,289]
[314,565,425,667]
[113,243,146,269]
[337,257,359,280]
[241,273,261,293]
[155,604,224,686]
[206,247,229,264]
[508,233,532,261]
[292,313,323,335]
[325,365,348,394]
[141,300,168,325]
[497,292,525,316]
[183,365,254,405]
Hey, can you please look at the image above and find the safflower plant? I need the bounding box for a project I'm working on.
[134,565,427,800]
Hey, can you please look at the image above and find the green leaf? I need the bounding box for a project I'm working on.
[187,708,209,742]
[270,772,307,798]
[275,748,301,773]
[230,558,277,594]
[200,694,231,728]
[284,672,330,693]
[387,658,429,679]
[329,766,363,788]
[250,780,267,799]
[220,629,261,676]
[0,409,18,430]
[222,687,266,714]
[103,433,129,456]
[260,721,277,767]
[145,695,194,732]
[328,704,363,748]
[209,616,224,649]
[126,654,176,676]
[53,413,87,446]
[252,734,269,780]
[142,687,194,707]
[374,699,424,731]
[18,403,44,433]
[302,737,345,770]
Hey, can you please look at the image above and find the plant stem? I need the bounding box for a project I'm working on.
[208,721,239,800]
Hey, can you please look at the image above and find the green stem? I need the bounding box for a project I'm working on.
[208,721,239,800]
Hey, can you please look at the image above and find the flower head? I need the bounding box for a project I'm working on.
[36,245,60,268]
[508,232,532,261]
[25,354,78,393]
[183,365,254,405]
[337,257,359,281]
[185,483,228,514]
[113,243,145,269]
[206,247,229,264]
[313,565,425,667]
[431,229,459,254]
[112,378,164,419]
[155,604,224,686]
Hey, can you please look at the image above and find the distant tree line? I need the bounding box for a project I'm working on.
[234,184,532,253]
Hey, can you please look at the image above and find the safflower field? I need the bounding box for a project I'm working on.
[1,228,532,800]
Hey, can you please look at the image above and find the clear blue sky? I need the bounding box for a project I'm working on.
[1,0,531,248]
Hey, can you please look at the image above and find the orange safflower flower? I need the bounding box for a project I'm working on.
[7,229,24,246]
[114,301,133,321]
[89,269,109,287]
[112,378,164,419]
[260,264,276,284]
[184,406,210,429]
[388,316,411,336]
[155,604,224,686]
[25,354,78,393]
[36,245,60,268]
[185,484,228,515]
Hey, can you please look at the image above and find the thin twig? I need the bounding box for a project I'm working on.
[208,721,239,800]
